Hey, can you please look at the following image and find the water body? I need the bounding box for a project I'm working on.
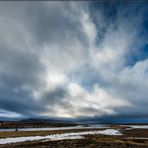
[129,125,148,129]
[0,124,109,132]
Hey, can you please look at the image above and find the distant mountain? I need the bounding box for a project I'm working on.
[1,116,148,124]
[20,118,75,123]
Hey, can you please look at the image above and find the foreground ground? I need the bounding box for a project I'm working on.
[0,123,148,147]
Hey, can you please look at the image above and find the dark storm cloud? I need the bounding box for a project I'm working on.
[0,1,147,119]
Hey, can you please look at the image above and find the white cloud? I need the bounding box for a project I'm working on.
[0,2,147,119]
[46,82,130,118]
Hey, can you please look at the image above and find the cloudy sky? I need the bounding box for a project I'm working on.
[0,1,148,120]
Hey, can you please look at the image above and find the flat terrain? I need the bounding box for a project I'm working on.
[0,121,77,128]
[0,122,148,148]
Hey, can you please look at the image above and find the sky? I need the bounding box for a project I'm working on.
[0,1,148,121]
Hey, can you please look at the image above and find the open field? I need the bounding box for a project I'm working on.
[0,122,148,148]
[0,121,77,128]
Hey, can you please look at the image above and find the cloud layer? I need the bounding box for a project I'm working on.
[0,2,147,119]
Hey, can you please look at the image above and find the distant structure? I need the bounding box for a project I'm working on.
[15,128,18,132]
[0,121,3,126]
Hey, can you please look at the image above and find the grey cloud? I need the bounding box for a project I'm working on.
[0,2,147,119]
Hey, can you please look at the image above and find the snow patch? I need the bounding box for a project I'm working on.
[0,129,122,145]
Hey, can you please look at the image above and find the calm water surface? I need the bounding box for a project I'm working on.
[0,124,109,132]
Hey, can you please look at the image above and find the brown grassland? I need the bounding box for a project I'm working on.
[0,123,148,148]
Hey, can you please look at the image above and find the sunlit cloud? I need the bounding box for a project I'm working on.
[0,1,147,120]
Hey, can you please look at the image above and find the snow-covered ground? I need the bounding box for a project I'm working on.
[0,129,122,145]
